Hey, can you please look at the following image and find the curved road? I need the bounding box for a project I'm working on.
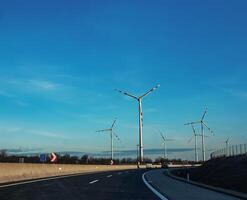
[0,169,243,200]
[0,169,159,200]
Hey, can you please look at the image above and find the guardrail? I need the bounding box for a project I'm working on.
[211,143,247,159]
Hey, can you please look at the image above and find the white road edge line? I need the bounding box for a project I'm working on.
[142,172,169,200]
[107,175,112,178]
[89,180,99,184]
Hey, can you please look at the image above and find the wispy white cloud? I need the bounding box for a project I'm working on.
[0,76,72,104]
[29,130,68,139]
[4,127,23,133]
[0,126,67,139]
[0,77,61,92]
[28,80,61,90]
[220,87,247,100]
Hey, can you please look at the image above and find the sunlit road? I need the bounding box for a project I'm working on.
[145,169,242,200]
[0,169,160,200]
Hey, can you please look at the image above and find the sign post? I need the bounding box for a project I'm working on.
[39,154,46,163]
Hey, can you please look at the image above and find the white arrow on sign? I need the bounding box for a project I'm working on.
[50,153,57,162]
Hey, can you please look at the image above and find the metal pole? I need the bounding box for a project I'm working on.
[162,143,165,159]
[136,144,139,167]
[201,123,205,162]
[111,130,113,162]
[138,98,144,163]
[195,135,198,162]
[164,141,167,159]
[226,142,228,157]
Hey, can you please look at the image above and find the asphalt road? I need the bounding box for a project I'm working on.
[0,169,160,200]
[145,169,242,200]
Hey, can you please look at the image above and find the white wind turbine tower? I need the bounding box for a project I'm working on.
[185,123,200,162]
[159,131,174,159]
[185,108,213,162]
[115,84,160,163]
[96,118,120,164]
[225,137,230,156]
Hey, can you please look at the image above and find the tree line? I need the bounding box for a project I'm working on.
[0,150,195,165]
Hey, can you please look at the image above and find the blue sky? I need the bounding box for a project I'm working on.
[0,0,247,160]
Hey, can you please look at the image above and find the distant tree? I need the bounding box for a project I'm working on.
[154,157,167,164]
[0,150,7,162]
[143,157,152,164]
[80,154,89,164]
[0,149,7,158]
[70,156,79,164]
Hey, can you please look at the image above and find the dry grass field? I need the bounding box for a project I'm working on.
[0,163,138,184]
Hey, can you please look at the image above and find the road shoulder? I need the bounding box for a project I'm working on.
[144,169,242,200]
[167,168,247,200]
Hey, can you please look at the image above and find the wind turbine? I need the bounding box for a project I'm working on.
[185,108,213,162]
[225,138,230,156]
[96,118,120,164]
[159,131,174,159]
[185,123,199,162]
[115,84,160,163]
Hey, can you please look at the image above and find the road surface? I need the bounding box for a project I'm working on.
[0,169,159,200]
[0,168,243,200]
[145,169,242,200]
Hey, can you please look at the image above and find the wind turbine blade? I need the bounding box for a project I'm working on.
[201,108,208,121]
[202,122,213,134]
[113,131,120,141]
[192,121,202,124]
[96,129,111,133]
[191,124,196,136]
[111,118,117,129]
[140,84,160,98]
[159,130,165,141]
[115,89,138,100]
[184,122,192,126]
[188,136,194,144]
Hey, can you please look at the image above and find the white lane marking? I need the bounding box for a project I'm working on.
[89,180,99,184]
[142,172,169,200]
[107,175,112,178]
